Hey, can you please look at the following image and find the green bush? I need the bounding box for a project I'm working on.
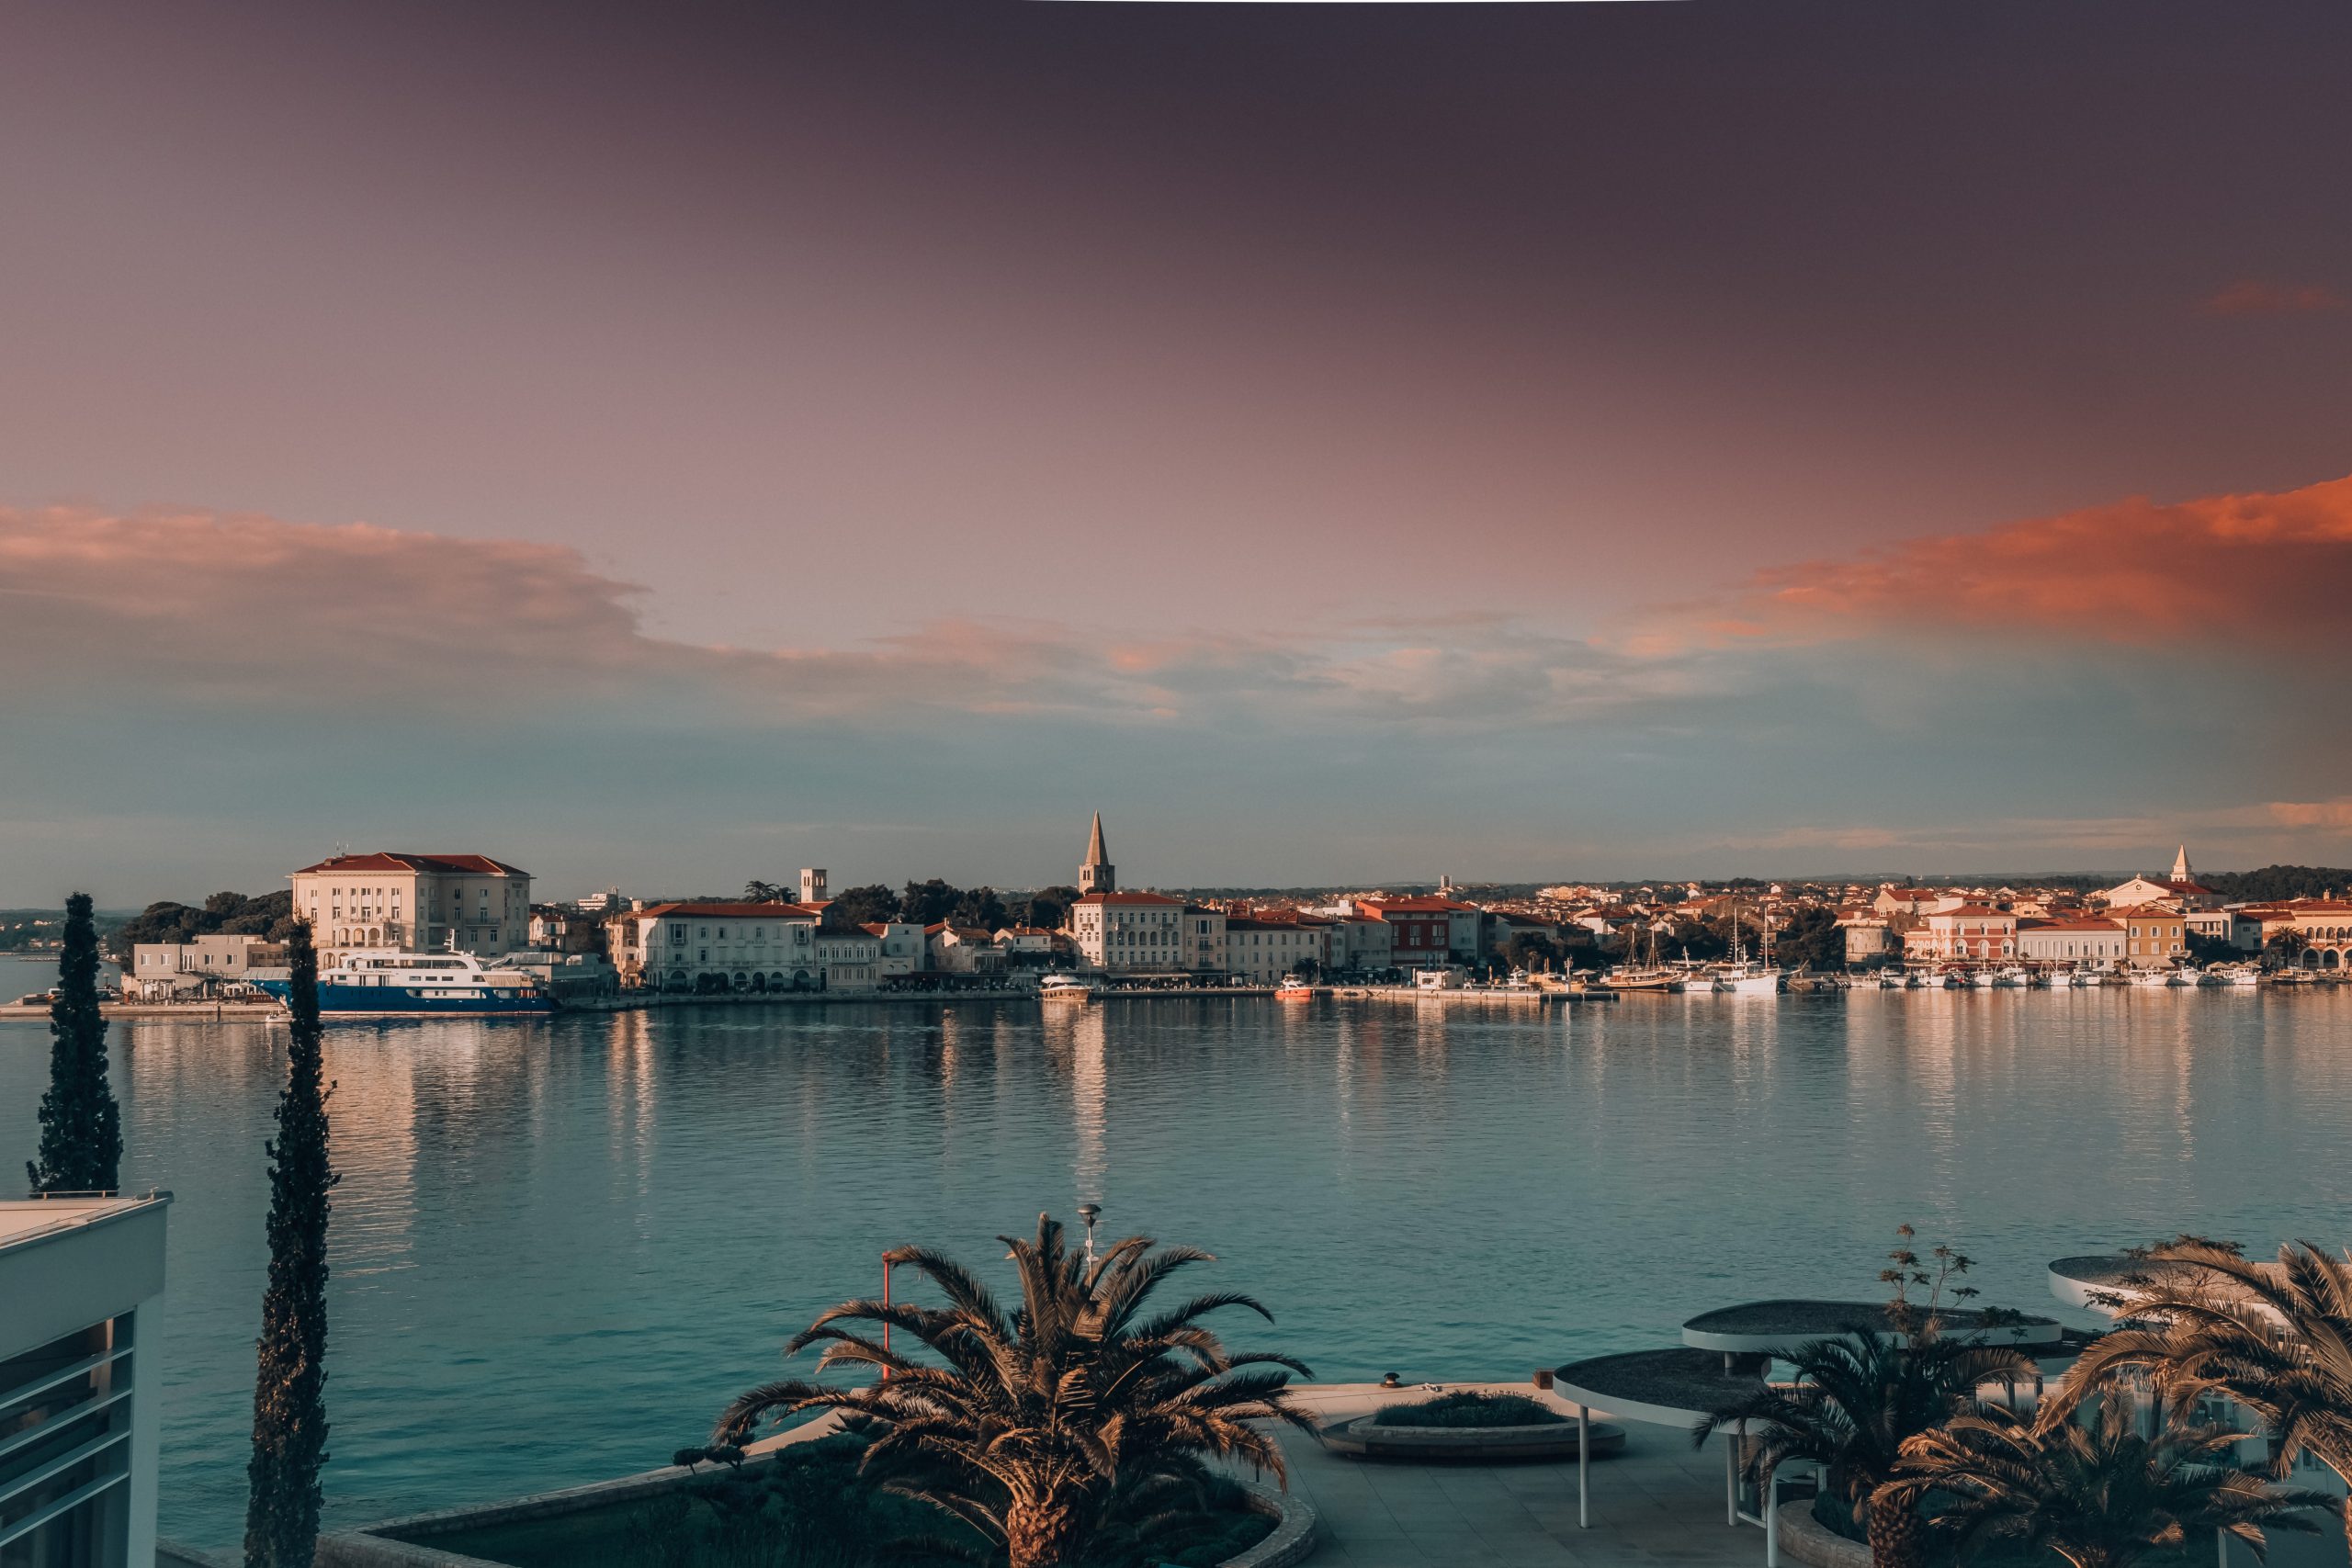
[1368,1392,1566,1428]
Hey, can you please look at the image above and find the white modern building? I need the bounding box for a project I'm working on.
[289,852,532,962]
[125,934,282,998]
[1,1192,171,1568]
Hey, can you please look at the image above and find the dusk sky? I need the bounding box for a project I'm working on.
[6,1,2351,905]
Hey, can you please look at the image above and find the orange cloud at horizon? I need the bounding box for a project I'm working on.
[1637,472,2352,653]
[2199,279,2348,317]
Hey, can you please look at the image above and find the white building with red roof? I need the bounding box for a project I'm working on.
[290,852,531,961]
[617,899,825,992]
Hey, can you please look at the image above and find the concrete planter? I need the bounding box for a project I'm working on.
[1773,1498,1871,1568]
[314,1440,1316,1568]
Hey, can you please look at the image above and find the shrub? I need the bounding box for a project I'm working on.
[1368,1392,1566,1428]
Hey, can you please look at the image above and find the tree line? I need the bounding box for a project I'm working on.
[739,878,1080,932]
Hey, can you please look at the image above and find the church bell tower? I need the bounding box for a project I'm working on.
[1080,812,1115,895]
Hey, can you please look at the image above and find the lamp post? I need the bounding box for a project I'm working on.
[1078,1202,1102,1271]
[880,1252,895,1380]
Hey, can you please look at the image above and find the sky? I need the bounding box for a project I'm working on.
[4,0,2350,905]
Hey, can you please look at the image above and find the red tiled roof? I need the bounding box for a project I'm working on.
[634,901,820,919]
[294,852,530,876]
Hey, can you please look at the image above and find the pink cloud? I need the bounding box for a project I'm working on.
[2199,279,2348,317]
[0,504,1659,730]
[1633,473,2352,651]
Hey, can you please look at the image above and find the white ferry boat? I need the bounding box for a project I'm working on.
[258,950,555,1015]
[1713,964,1782,995]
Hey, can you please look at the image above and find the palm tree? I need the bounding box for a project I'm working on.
[715,1214,1313,1568]
[1695,1326,2030,1568]
[1885,1398,2328,1568]
[2048,1239,2352,1557]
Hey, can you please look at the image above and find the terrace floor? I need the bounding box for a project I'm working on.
[1267,1382,1766,1568]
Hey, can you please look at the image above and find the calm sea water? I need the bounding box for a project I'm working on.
[4,952,2348,1550]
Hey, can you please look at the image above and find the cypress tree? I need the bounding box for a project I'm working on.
[27,891,124,1193]
[244,923,337,1568]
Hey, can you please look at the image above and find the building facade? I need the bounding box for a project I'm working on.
[125,934,283,998]
[1069,890,1188,973]
[1223,915,1333,983]
[2122,909,2188,967]
[1901,905,2019,963]
[289,852,531,962]
[1,1192,171,1568]
[617,900,822,991]
[2015,917,2126,965]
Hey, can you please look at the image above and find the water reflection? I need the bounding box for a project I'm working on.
[3,989,2347,1549]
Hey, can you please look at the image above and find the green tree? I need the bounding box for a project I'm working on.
[2046,1239,2352,1555]
[28,892,124,1194]
[244,924,338,1568]
[828,884,903,925]
[1020,886,1080,932]
[1776,905,1843,971]
[741,880,786,902]
[716,1213,1312,1568]
[900,879,963,926]
[1697,1327,2031,1568]
[1887,1400,2326,1568]
[1697,1230,2030,1568]
[2266,930,2310,968]
[1499,932,1560,973]
[950,886,1008,931]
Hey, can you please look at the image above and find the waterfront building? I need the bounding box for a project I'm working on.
[2015,916,2126,965]
[574,886,626,912]
[1069,889,1187,973]
[1182,906,1227,974]
[1332,913,1393,973]
[2121,908,2188,966]
[1223,914,1333,983]
[616,900,821,991]
[2245,898,2352,968]
[814,927,881,990]
[290,852,532,962]
[992,926,1058,960]
[125,933,283,998]
[862,920,928,977]
[2184,907,2262,952]
[1,1191,172,1568]
[526,905,607,954]
[2100,846,2222,910]
[925,924,1005,975]
[1901,904,2018,963]
[1838,915,1892,966]
[1351,896,1476,968]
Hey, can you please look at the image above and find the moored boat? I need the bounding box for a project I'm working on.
[1038,973,1095,1002]
[255,949,555,1015]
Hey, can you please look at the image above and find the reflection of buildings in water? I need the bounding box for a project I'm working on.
[316,1027,421,1280]
[605,1011,658,1198]
[1069,1007,1107,1208]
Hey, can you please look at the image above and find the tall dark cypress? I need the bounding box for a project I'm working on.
[244,924,337,1568]
[27,891,123,1194]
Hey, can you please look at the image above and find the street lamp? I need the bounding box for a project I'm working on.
[1077,1202,1102,1271]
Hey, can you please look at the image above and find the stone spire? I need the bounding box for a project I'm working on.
[2169,845,2192,884]
[1080,812,1115,895]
